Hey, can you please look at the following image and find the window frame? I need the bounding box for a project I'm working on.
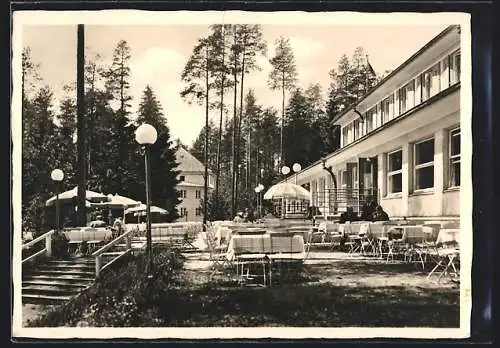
[386,149,403,195]
[413,137,435,191]
[448,127,461,188]
[195,190,201,199]
[195,208,202,216]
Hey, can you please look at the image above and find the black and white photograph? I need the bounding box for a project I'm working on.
[12,10,472,339]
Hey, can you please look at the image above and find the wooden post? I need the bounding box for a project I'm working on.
[126,234,131,250]
[95,255,102,278]
[76,24,87,226]
[45,232,53,257]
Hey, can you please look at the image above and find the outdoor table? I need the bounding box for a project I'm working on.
[385,225,424,262]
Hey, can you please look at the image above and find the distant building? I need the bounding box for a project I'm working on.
[283,25,462,220]
[175,147,214,222]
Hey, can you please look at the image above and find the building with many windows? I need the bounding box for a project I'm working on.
[286,25,462,220]
[175,147,214,222]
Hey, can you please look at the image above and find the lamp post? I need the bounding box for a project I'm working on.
[135,123,157,272]
[258,183,264,219]
[292,163,301,185]
[51,169,64,233]
[280,166,290,218]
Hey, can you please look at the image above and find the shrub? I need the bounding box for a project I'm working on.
[28,246,184,327]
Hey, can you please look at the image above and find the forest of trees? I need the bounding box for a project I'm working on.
[21,25,379,232]
[183,25,379,219]
[21,43,180,233]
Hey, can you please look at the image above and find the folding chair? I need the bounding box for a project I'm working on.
[426,228,460,282]
[204,227,233,280]
[386,227,404,262]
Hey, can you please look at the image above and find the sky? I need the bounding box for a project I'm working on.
[21,22,450,147]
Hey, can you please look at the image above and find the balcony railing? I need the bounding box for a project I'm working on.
[313,188,379,214]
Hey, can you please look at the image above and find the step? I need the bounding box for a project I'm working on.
[102,251,127,257]
[38,264,95,272]
[22,279,92,288]
[23,274,95,283]
[22,285,83,297]
[29,269,95,277]
[46,259,95,266]
[22,293,72,304]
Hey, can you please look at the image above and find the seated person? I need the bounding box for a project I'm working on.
[233,212,245,223]
[245,208,255,223]
[339,207,360,223]
[372,205,390,222]
[88,215,107,228]
[360,199,378,221]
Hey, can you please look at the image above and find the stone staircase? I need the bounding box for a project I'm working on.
[22,256,96,304]
[22,238,145,305]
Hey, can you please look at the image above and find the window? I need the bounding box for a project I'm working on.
[353,119,360,141]
[414,138,435,190]
[180,207,187,217]
[179,175,185,182]
[449,128,460,187]
[380,95,394,124]
[450,50,461,85]
[180,190,187,198]
[440,56,450,90]
[341,170,348,188]
[195,208,202,216]
[365,107,374,133]
[422,63,441,101]
[399,80,415,114]
[387,150,403,194]
[195,190,201,199]
[342,126,348,147]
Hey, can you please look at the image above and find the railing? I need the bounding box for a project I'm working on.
[22,230,55,265]
[314,188,378,214]
[92,229,137,278]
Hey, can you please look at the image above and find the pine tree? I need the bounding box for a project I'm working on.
[103,40,136,196]
[268,36,298,168]
[136,85,181,221]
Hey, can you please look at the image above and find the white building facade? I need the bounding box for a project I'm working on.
[175,147,214,222]
[289,25,461,220]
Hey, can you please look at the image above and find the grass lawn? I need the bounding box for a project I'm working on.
[25,251,460,328]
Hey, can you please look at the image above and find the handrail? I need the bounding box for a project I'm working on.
[93,229,137,278]
[22,230,55,249]
[92,229,135,257]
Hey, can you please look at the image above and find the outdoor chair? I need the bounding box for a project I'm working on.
[402,226,427,269]
[426,228,460,283]
[358,223,375,256]
[267,232,306,286]
[204,226,233,280]
[386,227,405,262]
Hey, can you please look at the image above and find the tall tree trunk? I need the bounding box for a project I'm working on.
[231,41,238,217]
[215,28,226,218]
[76,24,87,226]
[281,71,285,169]
[203,47,209,227]
[235,48,245,212]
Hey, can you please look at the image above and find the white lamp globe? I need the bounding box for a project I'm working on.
[135,124,158,145]
[281,166,290,175]
[51,169,64,182]
[254,187,259,193]
[292,163,302,173]
[258,184,264,191]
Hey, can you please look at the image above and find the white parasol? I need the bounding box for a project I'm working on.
[263,182,312,201]
[124,204,169,216]
[45,186,109,207]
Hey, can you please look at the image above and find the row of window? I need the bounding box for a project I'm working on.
[387,127,460,194]
[179,207,203,217]
[342,49,461,147]
[179,175,215,186]
[179,190,201,199]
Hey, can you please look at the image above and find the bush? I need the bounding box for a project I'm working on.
[28,246,184,327]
